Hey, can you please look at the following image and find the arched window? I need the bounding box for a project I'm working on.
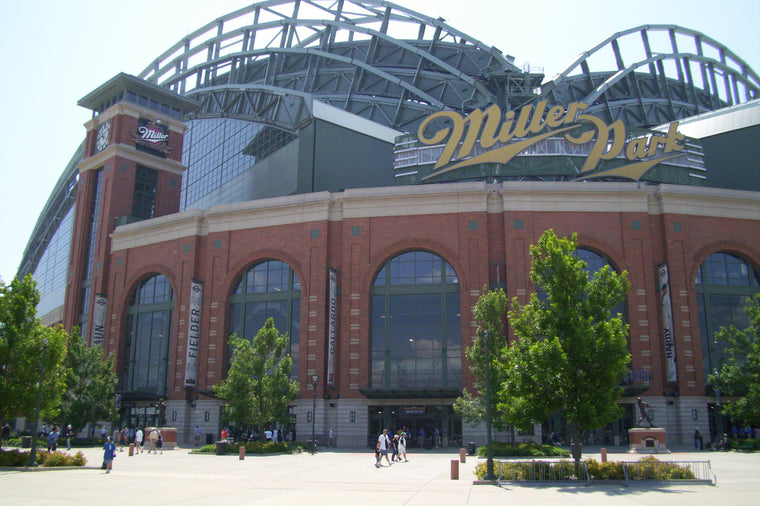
[122,274,173,396]
[696,252,760,379]
[370,251,461,390]
[229,260,301,378]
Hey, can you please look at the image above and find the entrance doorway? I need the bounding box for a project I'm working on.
[368,405,461,448]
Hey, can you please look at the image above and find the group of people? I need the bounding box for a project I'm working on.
[374,428,408,467]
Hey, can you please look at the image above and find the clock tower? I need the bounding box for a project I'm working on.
[63,73,198,346]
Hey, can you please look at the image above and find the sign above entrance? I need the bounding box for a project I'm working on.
[416,100,686,182]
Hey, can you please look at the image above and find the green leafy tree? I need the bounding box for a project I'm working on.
[0,275,68,423]
[708,293,760,426]
[213,318,299,440]
[454,287,515,432]
[60,328,117,438]
[502,230,631,464]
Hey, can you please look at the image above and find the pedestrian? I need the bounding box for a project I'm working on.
[46,426,60,452]
[157,430,163,454]
[374,440,381,467]
[134,427,144,454]
[100,426,107,442]
[1,423,11,449]
[376,429,392,467]
[103,436,116,473]
[112,427,120,449]
[694,429,703,450]
[65,424,75,451]
[39,424,47,439]
[398,431,408,462]
[390,434,399,461]
[194,425,201,447]
[148,428,158,453]
[329,426,335,447]
[119,427,127,451]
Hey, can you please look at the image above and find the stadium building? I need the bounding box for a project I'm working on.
[18,1,760,447]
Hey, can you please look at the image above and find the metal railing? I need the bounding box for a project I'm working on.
[496,460,590,484]
[621,460,716,485]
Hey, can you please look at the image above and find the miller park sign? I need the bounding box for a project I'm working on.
[415,100,688,182]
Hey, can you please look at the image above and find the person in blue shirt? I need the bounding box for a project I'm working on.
[103,436,117,473]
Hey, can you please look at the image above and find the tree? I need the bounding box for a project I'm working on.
[708,293,760,427]
[501,230,631,465]
[213,318,299,440]
[454,288,511,430]
[60,328,117,438]
[0,275,68,424]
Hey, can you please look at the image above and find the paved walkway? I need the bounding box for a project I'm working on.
[1,445,758,505]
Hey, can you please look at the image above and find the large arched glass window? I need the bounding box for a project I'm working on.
[370,251,461,390]
[229,260,300,378]
[122,274,173,396]
[696,252,760,379]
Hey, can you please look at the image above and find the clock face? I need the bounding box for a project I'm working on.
[95,121,110,152]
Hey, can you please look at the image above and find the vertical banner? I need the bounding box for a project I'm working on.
[658,264,678,383]
[91,294,108,346]
[184,280,203,388]
[327,270,338,387]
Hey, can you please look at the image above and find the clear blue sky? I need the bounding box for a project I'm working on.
[1,0,758,284]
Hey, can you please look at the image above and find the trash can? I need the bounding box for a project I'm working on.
[215,440,228,455]
[467,441,477,456]
[21,436,31,448]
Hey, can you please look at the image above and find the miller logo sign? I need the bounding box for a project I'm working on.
[133,117,171,156]
[417,100,686,181]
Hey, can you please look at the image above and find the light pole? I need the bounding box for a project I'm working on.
[483,330,495,480]
[713,368,723,445]
[311,373,319,454]
[26,337,49,468]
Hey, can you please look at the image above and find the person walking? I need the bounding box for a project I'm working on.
[390,434,399,462]
[376,429,392,467]
[2,423,12,449]
[194,426,201,447]
[156,430,163,454]
[148,428,158,453]
[134,427,144,454]
[398,431,408,462]
[46,426,60,452]
[103,436,116,473]
[329,426,335,447]
[65,425,75,451]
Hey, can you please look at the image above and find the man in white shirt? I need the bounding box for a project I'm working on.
[377,429,392,467]
[134,427,144,454]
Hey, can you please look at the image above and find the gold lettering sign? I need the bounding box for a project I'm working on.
[416,101,685,181]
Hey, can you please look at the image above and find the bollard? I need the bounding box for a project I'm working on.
[450,459,459,480]
[601,447,607,463]
[239,445,245,460]
[459,448,466,463]
[129,443,134,457]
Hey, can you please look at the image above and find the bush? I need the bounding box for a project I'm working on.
[627,456,695,480]
[586,459,624,480]
[474,459,582,480]
[192,440,303,454]
[477,441,570,458]
[0,449,87,467]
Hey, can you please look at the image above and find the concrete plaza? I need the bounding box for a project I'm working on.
[1,444,758,505]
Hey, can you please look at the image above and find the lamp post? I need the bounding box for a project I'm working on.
[311,373,319,454]
[713,368,723,444]
[26,337,49,468]
[483,330,496,480]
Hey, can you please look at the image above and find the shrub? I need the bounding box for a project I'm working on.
[477,441,570,458]
[475,459,582,480]
[586,459,624,480]
[192,440,303,454]
[0,449,87,467]
[625,457,695,480]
